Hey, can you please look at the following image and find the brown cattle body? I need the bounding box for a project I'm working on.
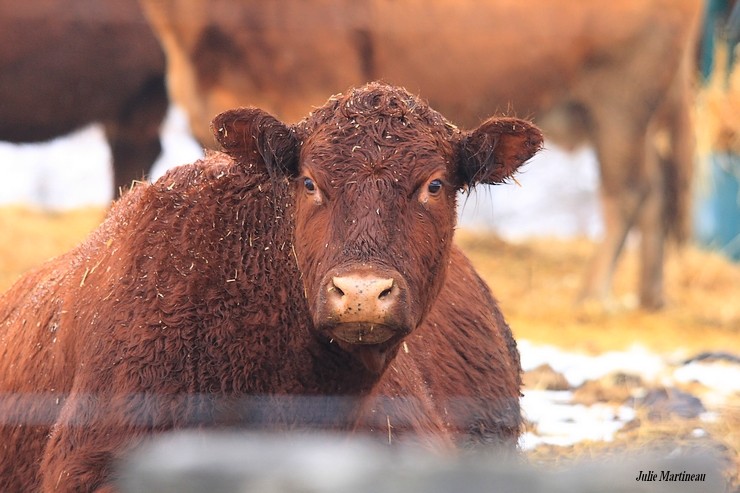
[0,0,167,195]
[0,83,542,491]
[141,0,703,309]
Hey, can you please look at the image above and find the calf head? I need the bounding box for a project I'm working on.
[213,83,542,373]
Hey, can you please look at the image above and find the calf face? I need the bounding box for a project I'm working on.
[213,83,542,373]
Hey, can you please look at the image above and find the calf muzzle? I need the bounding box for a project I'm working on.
[316,269,412,346]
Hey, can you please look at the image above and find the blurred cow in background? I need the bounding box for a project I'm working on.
[0,0,167,196]
[140,0,703,310]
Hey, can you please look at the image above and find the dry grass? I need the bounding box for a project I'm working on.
[0,206,105,290]
[456,230,739,355]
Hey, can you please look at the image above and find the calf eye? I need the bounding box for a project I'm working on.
[427,179,443,194]
[304,177,316,193]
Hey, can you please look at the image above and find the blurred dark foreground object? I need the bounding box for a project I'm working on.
[118,431,726,493]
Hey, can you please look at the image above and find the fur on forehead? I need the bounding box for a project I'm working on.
[294,83,459,174]
[295,83,460,144]
[297,83,457,133]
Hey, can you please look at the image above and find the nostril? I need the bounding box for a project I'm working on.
[378,286,393,299]
[331,284,345,297]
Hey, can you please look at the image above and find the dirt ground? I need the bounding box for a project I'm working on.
[1,207,738,489]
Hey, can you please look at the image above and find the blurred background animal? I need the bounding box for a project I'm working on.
[0,0,167,196]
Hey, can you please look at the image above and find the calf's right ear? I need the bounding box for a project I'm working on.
[211,108,299,177]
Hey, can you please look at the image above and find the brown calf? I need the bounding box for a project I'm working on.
[0,83,541,491]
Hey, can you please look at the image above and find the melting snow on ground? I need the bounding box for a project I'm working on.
[520,390,637,449]
[518,340,669,387]
[517,340,739,450]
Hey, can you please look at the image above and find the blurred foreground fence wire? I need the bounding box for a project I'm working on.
[118,432,726,493]
[0,393,517,430]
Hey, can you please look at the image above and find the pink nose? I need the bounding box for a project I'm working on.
[326,275,399,324]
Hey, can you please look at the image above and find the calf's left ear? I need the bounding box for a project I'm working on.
[211,107,299,177]
[456,117,543,187]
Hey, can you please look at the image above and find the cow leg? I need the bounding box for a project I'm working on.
[0,406,52,491]
[637,139,666,310]
[581,115,650,307]
[39,386,167,493]
[105,75,168,198]
[637,64,695,310]
[39,393,128,492]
